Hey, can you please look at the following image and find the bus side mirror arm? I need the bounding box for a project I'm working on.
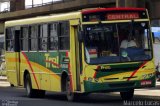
[78,31,84,42]
[152,32,155,43]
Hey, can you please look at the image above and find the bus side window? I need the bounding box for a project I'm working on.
[6,28,14,51]
[59,21,70,50]
[29,25,38,51]
[49,23,58,50]
[39,24,48,51]
[21,26,29,51]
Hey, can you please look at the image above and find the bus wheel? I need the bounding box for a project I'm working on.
[25,74,36,98]
[120,89,134,100]
[25,74,46,98]
[66,77,78,101]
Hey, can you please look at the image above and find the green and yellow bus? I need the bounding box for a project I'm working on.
[5,8,156,101]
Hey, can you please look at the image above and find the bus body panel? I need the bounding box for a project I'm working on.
[5,12,82,92]
[6,52,19,86]
[20,51,68,91]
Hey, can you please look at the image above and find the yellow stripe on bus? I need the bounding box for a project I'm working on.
[6,57,60,80]
[6,58,19,62]
[30,61,60,80]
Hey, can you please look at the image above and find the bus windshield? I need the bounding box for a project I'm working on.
[83,21,152,64]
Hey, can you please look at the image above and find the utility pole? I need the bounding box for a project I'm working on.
[32,0,33,7]
[0,2,1,12]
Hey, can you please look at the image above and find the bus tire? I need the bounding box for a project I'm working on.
[120,89,134,100]
[66,76,78,101]
[25,74,37,98]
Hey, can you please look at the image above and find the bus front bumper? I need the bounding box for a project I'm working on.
[83,77,156,93]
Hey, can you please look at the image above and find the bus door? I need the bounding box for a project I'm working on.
[14,28,21,86]
[70,20,81,91]
[6,27,21,86]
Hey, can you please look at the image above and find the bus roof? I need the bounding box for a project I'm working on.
[5,7,146,27]
[5,12,81,27]
[82,7,146,14]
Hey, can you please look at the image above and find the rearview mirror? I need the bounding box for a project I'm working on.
[78,31,84,42]
[152,32,155,43]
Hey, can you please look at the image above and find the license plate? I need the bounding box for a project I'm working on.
[141,80,152,86]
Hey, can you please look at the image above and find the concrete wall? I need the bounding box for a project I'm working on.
[0,0,116,21]
[0,0,116,33]
[1,0,159,21]
[116,0,160,19]
[150,1,160,19]
[0,23,4,34]
[116,0,145,8]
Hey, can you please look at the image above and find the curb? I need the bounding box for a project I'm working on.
[0,76,7,81]
[0,81,10,87]
[0,79,7,81]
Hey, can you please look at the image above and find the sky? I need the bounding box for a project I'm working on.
[25,0,61,6]
[0,2,9,11]
[0,0,62,11]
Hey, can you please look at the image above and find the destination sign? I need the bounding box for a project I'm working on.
[82,10,147,22]
[106,13,139,20]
